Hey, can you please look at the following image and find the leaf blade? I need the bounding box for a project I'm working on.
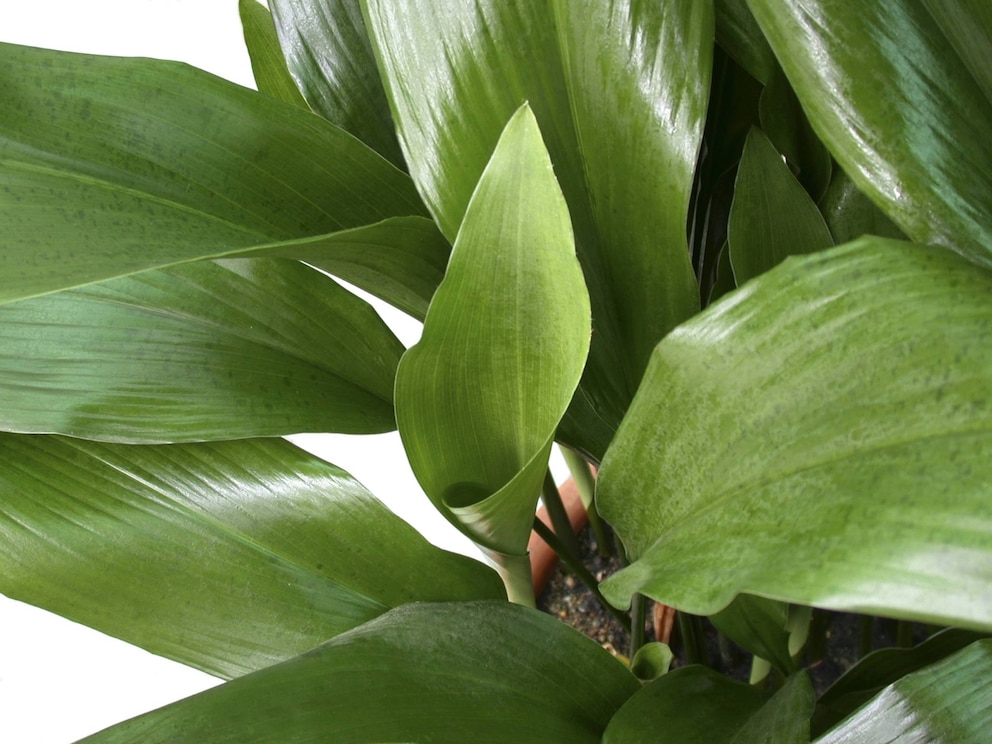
[0,436,503,678]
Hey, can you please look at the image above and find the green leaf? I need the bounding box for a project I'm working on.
[728,127,833,284]
[813,628,990,737]
[745,0,992,267]
[598,238,992,631]
[79,602,639,743]
[758,64,832,201]
[394,106,590,595]
[0,42,426,304]
[815,640,992,743]
[269,0,404,166]
[602,666,813,744]
[819,168,907,246]
[0,258,403,441]
[234,216,449,321]
[710,595,795,674]
[238,0,310,109]
[364,0,709,459]
[715,0,777,85]
[0,436,503,679]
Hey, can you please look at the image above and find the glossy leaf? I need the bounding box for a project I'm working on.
[816,640,992,743]
[710,594,795,674]
[1,258,404,442]
[603,666,813,743]
[239,0,310,109]
[746,0,992,267]
[80,602,639,743]
[728,127,833,283]
[395,107,589,595]
[234,216,449,320]
[269,0,404,166]
[0,42,426,304]
[365,0,709,459]
[813,628,990,737]
[758,64,832,200]
[715,0,776,84]
[0,436,504,678]
[599,238,992,632]
[820,168,906,246]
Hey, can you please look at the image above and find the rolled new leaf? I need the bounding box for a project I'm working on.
[0,435,504,679]
[364,0,708,459]
[599,237,992,632]
[0,258,404,441]
[79,602,638,744]
[394,105,590,602]
[746,0,992,267]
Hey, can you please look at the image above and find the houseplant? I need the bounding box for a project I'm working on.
[1,0,990,740]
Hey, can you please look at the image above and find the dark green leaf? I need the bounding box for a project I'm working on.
[813,628,990,737]
[0,258,402,441]
[710,595,796,674]
[394,106,589,597]
[239,0,310,109]
[270,0,404,166]
[815,640,992,743]
[819,168,906,246]
[758,64,832,200]
[80,602,639,743]
[715,0,776,84]
[599,238,992,632]
[0,436,503,678]
[603,666,813,744]
[746,0,992,267]
[728,127,833,283]
[0,42,425,304]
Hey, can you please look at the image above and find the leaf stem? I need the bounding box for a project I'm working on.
[560,448,611,556]
[531,517,631,633]
[541,469,581,560]
[677,612,706,666]
[629,593,646,661]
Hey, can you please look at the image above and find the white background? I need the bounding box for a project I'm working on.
[0,2,566,741]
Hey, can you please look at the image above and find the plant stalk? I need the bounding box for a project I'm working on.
[629,594,646,661]
[531,517,631,633]
[677,612,706,666]
[560,448,611,556]
[541,469,582,560]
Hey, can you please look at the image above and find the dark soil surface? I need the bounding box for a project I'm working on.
[538,524,932,694]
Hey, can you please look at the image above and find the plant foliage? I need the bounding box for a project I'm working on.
[1,0,990,740]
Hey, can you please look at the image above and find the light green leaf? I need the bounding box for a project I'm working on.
[812,628,989,737]
[816,640,992,743]
[0,42,425,304]
[602,666,813,744]
[0,436,503,679]
[239,0,310,109]
[729,127,833,283]
[269,0,404,166]
[234,216,449,320]
[599,238,992,631]
[746,0,992,267]
[710,595,795,674]
[79,602,638,743]
[394,106,589,595]
[0,258,403,441]
[364,0,709,459]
